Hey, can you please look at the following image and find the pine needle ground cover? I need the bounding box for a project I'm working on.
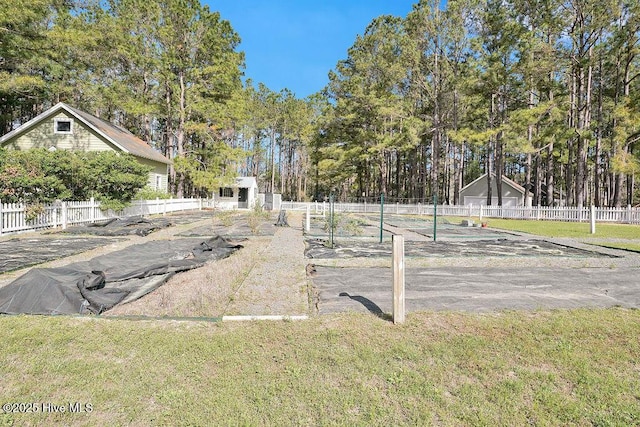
[1,309,639,426]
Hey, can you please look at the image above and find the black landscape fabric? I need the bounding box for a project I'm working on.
[0,236,242,315]
[0,236,122,274]
[55,216,173,236]
[304,238,618,259]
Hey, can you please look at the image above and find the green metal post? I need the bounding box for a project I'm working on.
[329,193,334,248]
[433,193,437,242]
[379,193,384,243]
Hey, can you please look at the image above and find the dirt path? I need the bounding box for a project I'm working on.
[221,213,310,316]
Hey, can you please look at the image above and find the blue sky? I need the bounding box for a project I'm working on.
[206,1,418,98]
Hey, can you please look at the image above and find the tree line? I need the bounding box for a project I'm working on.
[2,0,639,207]
[321,0,640,207]
[1,0,314,202]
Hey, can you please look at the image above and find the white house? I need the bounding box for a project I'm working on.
[215,177,258,210]
[459,173,526,207]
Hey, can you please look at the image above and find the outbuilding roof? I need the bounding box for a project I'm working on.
[460,173,525,195]
[235,177,257,188]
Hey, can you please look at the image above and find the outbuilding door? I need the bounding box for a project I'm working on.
[238,188,248,209]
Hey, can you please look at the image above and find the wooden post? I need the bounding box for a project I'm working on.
[0,202,3,236]
[590,205,596,234]
[392,234,405,324]
[305,204,310,232]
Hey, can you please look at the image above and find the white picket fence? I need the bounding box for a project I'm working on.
[280,201,640,224]
[0,198,213,236]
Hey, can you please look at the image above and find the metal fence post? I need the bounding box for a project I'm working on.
[379,193,384,243]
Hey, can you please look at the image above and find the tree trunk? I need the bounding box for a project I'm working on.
[270,129,276,193]
[165,82,175,194]
[176,70,186,198]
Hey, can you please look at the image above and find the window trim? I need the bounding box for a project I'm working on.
[54,118,73,134]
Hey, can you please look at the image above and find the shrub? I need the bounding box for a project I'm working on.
[0,148,151,209]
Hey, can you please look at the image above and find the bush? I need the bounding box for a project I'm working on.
[0,149,71,204]
[135,186,172,201]
[0,148,151,208]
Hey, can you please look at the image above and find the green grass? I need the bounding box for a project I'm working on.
[1,309,639,426]
[445,216,640,239]
[587,241,640,252]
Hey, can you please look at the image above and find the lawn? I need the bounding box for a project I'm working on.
[444,216,640,240]
[1,309,639,426]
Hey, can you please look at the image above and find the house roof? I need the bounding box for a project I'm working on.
[0,102,171,165]
[460,173,525,195]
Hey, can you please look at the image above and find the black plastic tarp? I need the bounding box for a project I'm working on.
[0,236,242,315]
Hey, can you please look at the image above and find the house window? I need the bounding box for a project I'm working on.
[219,187,233,198]
[155,174,162,190]
[54,118,73,134]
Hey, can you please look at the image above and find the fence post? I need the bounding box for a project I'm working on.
[590,205,596,234]
[306,204,311,232]
[479,205,483,222]
[0,202,3,236]
[392,234,405,325]
[379,193,385,243]
[90,197,95,223]
[62,201,68,230]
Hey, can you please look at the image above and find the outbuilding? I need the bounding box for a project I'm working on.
[215,177,258,210]
[460,173,526,207]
